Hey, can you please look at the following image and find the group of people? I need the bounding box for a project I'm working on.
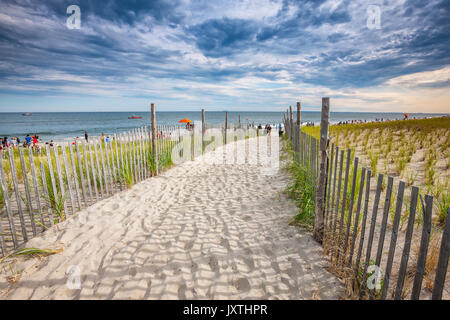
[255,124,274,136]
[335,116,415,126]
[0,134,40,151]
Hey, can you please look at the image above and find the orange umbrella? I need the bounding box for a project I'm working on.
[178,118,192,123]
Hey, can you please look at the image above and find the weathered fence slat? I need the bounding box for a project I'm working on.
[40,161,55,226]
[348,165,366,267]
[18,147,37,236]
[98,140,110,196]
[115,134,123,188]
[103,140,114,194]
[127,132,135,185]
[28,148,44,227]
[336,149,351,263]
[432,207,450,300]
[374,176,394,268]
[75,143,88,207]
[9,148,28,242]
[138,128,144,180]
[313,97,330,243]
[112,134,121,190]
[110,136,118,190]
[354,169,371,278]
[381,180,405,299]
[332,149,344,239]
[132,129,139,181]
[61,146,76,215]
[325,143,334,229]
[53,146,68,219]
[329,146,339,232]
[0,157,17,248]
[81,140,94,203]
[151,103,158,176]
[119,133,126,185]
[46,145,58,213]
[394,186,419,299]
[68,142,83,210]
[123,133,130,182]
[359,173,383,298]
[410,194,433,300]
[343,157,359,258]
[88,141,100,201]
[138,128,145,179]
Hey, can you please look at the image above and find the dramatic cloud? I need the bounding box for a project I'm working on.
[0,0,449,112]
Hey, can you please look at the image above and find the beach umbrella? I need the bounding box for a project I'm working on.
[178,119,192,123]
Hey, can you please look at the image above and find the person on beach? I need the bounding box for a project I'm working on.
[84,131,88,142]
[100,133,105,142]
[32,135,38,149]
[25,134,31,147]
[106,136,110,143]
[266,124,272,136]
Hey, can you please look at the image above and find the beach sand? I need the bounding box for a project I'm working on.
[0,136,343,300]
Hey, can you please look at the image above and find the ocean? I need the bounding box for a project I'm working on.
[0,111,448,142]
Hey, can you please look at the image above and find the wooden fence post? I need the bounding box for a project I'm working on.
[18,147,37,236]
[0,156,18,247]
[224,112,228,145]
[411,195,433,300]
[432,207,450,300]
[313,97,330,243]
[151,103,158,176]
[296,101,301,161]
[394,186,419,299]
[202,108,205,154]
[289,105,293,140]
[10,148,28,242]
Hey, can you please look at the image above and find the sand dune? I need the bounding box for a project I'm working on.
[0,137,343,300]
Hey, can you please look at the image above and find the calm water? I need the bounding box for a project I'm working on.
[0,111,447,142]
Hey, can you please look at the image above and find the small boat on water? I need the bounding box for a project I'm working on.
[128,115,142,119]
[22,112,32,116]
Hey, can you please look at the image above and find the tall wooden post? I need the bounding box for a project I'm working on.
[151,103,158,176]
[297,101,301,159]
[289,105,293,140]
[202,108,205,154]
[224,112,228,145]
[238,115,241,128]
[313,97,330,243]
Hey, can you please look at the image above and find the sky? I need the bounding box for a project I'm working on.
[0,0,449,113]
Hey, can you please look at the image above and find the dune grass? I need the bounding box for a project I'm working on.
[282,138,316,230]
[302,117,449,224]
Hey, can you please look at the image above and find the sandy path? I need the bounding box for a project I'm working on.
[0,137,343,300]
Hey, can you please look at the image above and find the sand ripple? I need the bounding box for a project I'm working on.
[0,137,343,300]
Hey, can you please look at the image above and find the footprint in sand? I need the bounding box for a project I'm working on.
[184,240,194,250]
[178,284,187,299]
[208,255,219,272]
[234,278,250,292]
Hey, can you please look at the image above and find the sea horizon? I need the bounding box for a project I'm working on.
[1,110,448,142]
